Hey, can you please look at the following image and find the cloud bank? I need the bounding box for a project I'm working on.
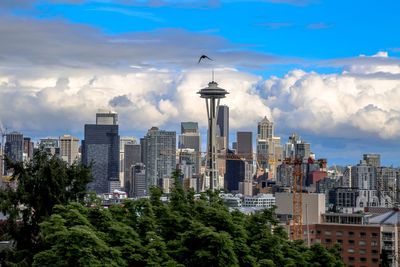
[0,14,400,154]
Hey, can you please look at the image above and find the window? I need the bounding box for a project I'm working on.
[359,249,366,254]
[372,258,379,263]
[371,241,378,246]
[337,239,343,243]
[347,248,355,253]
[372,233,378,237]
[324,231,331,236]
[349,231,354,236]
[325,239,331,243]
[360,232,366,237]
[360,258,367,262]
[348,257,355,262]
[372,249,378,254]
[336,231,343,237]
[359,240,366,246]
[317,230,321,234]
[348,240,355,244]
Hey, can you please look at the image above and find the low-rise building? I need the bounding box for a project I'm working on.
[242,194,275,208]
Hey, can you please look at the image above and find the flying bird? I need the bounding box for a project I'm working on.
[198,55,213,64]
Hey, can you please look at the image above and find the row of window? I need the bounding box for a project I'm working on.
[348,257,379,263]
[346,248,379,254]
[318,230,379,237]
[324,239,378,247]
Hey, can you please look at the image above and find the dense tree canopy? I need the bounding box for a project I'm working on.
[0,151,92,266]
[0,153,344,266]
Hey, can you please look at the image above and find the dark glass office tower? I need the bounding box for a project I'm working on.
[217,105,229,149]
[82,124,119,194]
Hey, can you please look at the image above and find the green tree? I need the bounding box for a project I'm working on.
[2,155,345,266]
[0,150,93,265]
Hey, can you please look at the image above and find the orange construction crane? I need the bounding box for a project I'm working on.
[283,157,303,240]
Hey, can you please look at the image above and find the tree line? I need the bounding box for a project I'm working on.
[0,150,344,266]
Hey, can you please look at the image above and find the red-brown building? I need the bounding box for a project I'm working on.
[306,224,381,267]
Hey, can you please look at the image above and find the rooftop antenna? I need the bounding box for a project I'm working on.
[212,68,215,82]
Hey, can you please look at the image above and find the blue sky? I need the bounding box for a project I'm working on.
[1,0,400,166]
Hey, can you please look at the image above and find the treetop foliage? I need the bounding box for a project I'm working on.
[0,153,344,267]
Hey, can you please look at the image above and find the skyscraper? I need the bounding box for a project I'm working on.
[363,154,381,168]
[124,143,141,191]
[224,149,246,192]
[4,132,23,175]
[140,137,147,164]
[132,163,147,197]
[5,132,23,163]
[217,105,229,149]
[237,131,253,161]
[144,127,176,187]
[179,122,201,176]
[59,135,80,165]
[119,137,136,187]
[39,138,59,156]
[295,142,311,160]
[82,113,120,194]
[257,116,273,139]
[23,137,34,161]
[256,116,274,172]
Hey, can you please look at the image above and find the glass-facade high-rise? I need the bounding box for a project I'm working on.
[217,105,229,150]
[4,132,23,174]
[82,114,120,194]
[144,127,176,187]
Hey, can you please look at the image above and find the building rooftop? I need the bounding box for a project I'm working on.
[369,208,400,225]
[181,122,198,133]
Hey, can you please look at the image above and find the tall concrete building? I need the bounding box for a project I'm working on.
[179,122,201,175]
[82,113,120,194]
[39,138,60,156]
[295,142,310,160]
[351,160,376,190]
[23,137,34,161]
[124,143,141,191]
[363,154,381,168]
[59,135,80,165]
[256,116,274,173]
[133,163,147,197]
[140,137,147,165]
[144,127,176,187]
[237,131,253,161]
[283,133,310,160]
[217,105,229,149]
[257,116,273,139]
[119,137,136,187]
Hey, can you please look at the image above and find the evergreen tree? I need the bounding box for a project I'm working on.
[0,150,93,266]
[1,155,345,266]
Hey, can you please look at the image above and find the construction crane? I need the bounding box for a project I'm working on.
[283,157,303,240]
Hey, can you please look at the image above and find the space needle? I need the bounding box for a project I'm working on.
[197,65,229,190]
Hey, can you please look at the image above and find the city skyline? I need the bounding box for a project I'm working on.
[0,0,400,166]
